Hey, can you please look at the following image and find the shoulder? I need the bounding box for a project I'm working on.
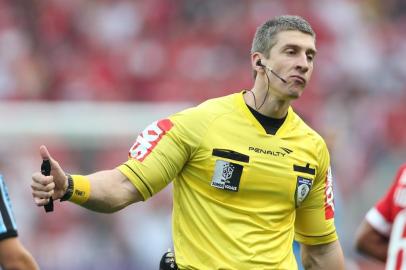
[386,164,406,193]
[290,109,328,152]
[170,93,238,128]
[163,93,239,149]
[385,164,406,190]
[395,164,406,182]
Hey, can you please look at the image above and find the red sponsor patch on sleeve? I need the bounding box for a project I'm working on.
[129,119,174,161]
[324,166,335,220]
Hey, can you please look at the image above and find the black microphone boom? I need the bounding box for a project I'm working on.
[256,59,287,83]
[269,69,287,83]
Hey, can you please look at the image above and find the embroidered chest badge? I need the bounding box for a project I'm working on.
[295,176,313,207]
[211,160,243,192]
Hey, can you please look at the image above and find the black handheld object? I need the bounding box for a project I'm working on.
[159,250,178,270]
[41,160,54,212]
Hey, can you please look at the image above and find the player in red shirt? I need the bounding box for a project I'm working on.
[356,164,406,270]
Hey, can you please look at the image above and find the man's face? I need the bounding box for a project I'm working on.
[265,30,316,100]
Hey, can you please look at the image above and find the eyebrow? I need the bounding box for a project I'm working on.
[282,44,317,56]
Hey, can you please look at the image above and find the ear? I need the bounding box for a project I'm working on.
[251,53,264,71]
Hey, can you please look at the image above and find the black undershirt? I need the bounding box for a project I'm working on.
[247,105,287,135]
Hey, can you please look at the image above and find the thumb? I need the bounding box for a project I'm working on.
[40,145,62,176]
[39,145,53,161]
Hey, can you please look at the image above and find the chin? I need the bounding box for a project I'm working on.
[287,86,304,99]
[287,91,301,99]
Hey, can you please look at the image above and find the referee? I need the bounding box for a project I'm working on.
[31,15,344,269]
[0,175,38,270]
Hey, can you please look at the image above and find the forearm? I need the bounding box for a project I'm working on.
[68,169,142,213]
[357,237,388,262]
[358,242,388,262]
[0,238,39,270]
[355,220,388,262]
[301,240,345,270]
[32,146,143,212]
[2,251,39,270]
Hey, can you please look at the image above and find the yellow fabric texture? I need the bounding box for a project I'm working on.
[118,91,338,270]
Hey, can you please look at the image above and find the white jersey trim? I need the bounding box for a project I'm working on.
[366,207,392,236]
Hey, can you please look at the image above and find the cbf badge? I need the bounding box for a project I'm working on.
[295,176,313,207]
[211,160,243,192]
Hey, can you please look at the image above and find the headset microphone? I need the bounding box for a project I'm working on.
[256,59,287,83]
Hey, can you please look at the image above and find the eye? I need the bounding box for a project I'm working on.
[307,54,314,61]
[286,49,296,55]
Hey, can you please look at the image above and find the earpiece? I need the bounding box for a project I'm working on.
[256,59,264,67]
[254,58,287,84]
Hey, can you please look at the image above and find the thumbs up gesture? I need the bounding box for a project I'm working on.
[31,145,68,206]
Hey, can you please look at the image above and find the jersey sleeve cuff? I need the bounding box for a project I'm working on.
[366,207,392,236]
[117,163,151,201]
[295,230,338,245]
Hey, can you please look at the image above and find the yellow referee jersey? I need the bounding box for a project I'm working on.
[118,91,338,270]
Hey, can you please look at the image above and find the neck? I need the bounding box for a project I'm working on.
[244,88,290,119]
[243,75,292,118]
[260,97,290,118]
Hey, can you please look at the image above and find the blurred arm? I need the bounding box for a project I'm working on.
[300,240,345,270]
[355,219,388,262]
[0,237,39,270]
[76,169,143,213]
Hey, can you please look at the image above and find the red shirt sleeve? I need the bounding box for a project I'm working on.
[375,164,406,224]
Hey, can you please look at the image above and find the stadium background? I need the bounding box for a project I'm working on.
[0,0,405,269]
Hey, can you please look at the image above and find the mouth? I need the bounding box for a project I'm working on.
[290,75,306,85]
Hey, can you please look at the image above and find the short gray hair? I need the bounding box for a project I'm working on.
[250,15,315,79]
[251,15,315,57]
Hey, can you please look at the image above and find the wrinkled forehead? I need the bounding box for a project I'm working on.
[272,30,316,53]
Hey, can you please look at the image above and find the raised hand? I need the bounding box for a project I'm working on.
[31,145,68,206]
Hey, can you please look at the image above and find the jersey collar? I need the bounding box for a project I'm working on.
[235,91,295,136]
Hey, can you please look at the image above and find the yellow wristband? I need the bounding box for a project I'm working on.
[70,175,91,205]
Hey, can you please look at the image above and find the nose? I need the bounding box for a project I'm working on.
[295,53,309,73]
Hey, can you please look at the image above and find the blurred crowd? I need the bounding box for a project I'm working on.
[0,0,406,269]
